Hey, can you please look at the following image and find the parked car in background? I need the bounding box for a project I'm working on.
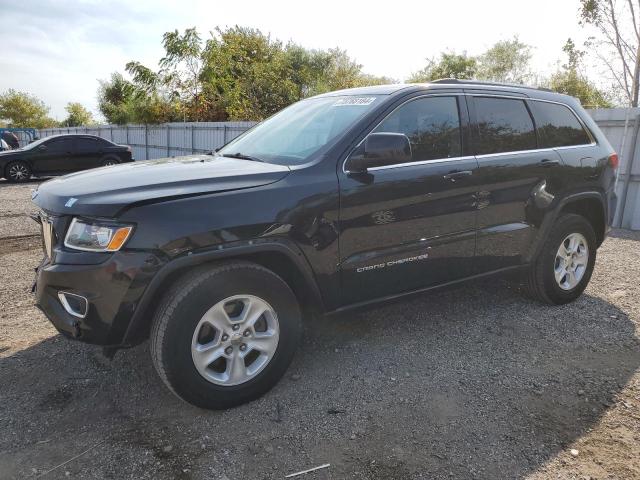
[1,134,134,182]
[0,139,10,152]
[1,130,20,149]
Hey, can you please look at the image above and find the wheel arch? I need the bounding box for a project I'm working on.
[120,241,324,347]
[557,196,606,247]
[99,154,120,164]
[526,191,607,263]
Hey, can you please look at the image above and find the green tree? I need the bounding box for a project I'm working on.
[126,27,206,121]
[545,39,612,108]
[201,26,299,120]
[0,89,57,128]
[102,26,394,123]
[61,102,94,127]
[477,37,532,83]
[97,73,136,124]
[407,52,478,82]
[408,38,532,84]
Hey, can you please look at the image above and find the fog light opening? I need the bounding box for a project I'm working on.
[57,292,89,319]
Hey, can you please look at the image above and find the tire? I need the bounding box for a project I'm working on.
[525,214,596,305]
[5,161,32,182]
[101,158,119,167]
[150,261,302,409]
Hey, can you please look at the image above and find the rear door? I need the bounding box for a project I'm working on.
[469,95,564,272]
[338,94,478,304]
[72,137,103,170]
[30,137,74,174]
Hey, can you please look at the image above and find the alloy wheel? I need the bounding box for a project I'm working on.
[191,295,279,386]
[554,232,589,290]
[8,163,29,181]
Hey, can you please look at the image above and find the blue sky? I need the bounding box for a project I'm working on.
[0,0,591,120]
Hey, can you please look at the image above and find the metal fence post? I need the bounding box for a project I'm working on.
[617,114,640,227]
[125,125,129,145]
[144,125,149,160]
[223,124,228,145]
[166,124,170,157]
[191,124,195,154]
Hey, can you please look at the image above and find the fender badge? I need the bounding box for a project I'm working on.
[65,197,78,208]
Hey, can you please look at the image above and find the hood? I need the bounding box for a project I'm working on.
[0,149,19,158]
[33,154,290,217]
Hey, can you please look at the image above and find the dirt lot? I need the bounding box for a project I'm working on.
[0,180,639,480]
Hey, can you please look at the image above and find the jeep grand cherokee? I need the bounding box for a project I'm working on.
[32,80,618,409]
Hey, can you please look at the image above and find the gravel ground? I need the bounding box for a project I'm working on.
[0,179,639,480]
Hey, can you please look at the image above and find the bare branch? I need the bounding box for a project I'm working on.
[628,0,640,42]
[598,51,633,102]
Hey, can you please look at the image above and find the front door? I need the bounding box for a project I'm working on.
[31,137,73,174]
[338,95,478,305]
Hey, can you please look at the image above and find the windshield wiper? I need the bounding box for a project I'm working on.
[221,152,264,162]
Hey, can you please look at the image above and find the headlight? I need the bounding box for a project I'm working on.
[64,218,133,252]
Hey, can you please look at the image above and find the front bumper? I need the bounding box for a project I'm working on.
[34,250,162,346]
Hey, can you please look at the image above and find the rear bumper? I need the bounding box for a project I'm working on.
[34,250,162,346]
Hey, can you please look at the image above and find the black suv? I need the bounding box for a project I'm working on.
[32,81,618,409]
[1,134,133,182]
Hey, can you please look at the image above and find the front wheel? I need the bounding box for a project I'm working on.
[5,161,32,182]
[525,213,597,304]
[150,261,302,409]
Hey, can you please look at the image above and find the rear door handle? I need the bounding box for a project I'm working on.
[443,170,473,181]
[540,159,560,167]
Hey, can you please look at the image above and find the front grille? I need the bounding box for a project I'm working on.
[41,215,55,259]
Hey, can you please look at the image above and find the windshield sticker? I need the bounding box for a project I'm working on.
[333,97,376,107]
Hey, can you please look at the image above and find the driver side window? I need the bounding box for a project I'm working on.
[45,138,71,154]
[373,96,462,161]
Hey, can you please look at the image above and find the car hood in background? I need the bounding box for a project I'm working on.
[33,155,291,217]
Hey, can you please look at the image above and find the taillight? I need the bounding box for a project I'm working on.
[608,153,619,169]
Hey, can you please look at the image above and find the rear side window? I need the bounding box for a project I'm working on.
[75,138,99,151]
[528,101,592,147]
[374,96,462,161]
[474,97,536,155]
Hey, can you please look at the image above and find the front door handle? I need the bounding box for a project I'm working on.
[540,159,560,167]
[443,170,473,181]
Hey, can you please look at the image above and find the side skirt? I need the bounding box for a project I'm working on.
[327,264,529,316]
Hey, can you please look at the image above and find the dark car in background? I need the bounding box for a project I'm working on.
[0,134,133,182]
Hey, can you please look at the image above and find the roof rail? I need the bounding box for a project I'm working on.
[430,78,553,93]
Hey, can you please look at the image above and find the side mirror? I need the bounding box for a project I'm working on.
[346,133,412,173]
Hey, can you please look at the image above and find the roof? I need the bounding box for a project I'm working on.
[315,79,576,104]
[42,133,104,140]
[316,84,413,96]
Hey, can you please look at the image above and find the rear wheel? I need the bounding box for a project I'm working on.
[5,161,31,182]
[525,214,596,304]
[150,261,302,409]
[101,158,119,166]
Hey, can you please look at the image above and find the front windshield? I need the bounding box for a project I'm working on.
[218,95,383,165]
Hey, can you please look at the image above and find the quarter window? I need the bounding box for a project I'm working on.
[475,97,536,155]
[373,96,462,161]
[528,101,591,147]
